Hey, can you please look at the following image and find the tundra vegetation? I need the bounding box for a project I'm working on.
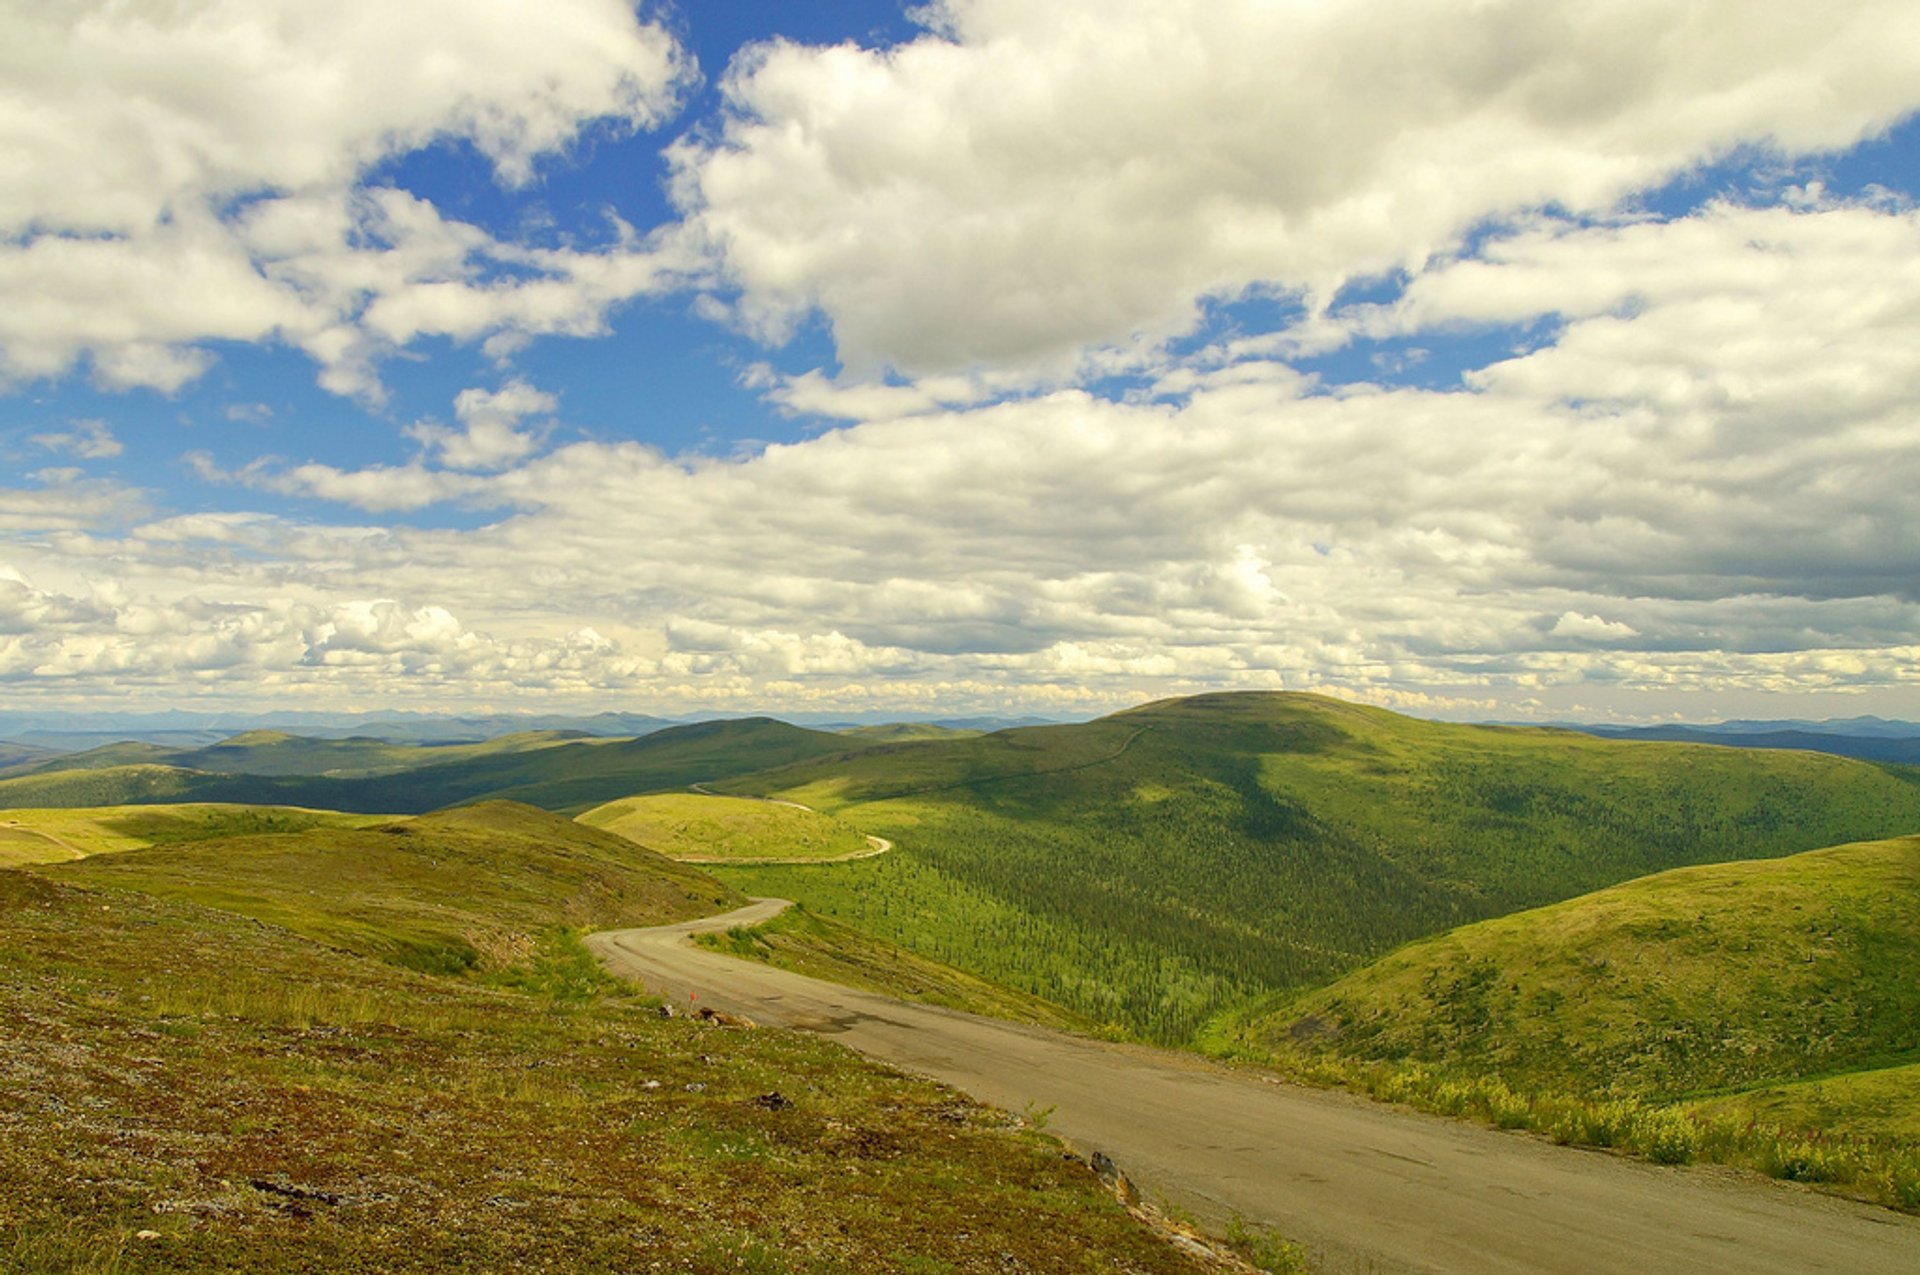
[1207,836,1920,1209]
[0,804,386,868]
[578,793,877,863]
[0,804,1217,1273]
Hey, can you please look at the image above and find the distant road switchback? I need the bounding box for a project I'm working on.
[588,900,1920,1275]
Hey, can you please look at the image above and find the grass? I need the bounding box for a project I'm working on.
[0,862,1218,1272]
[0,804,388,868]
[1693,1062,1920,1144]
[836,724,985,743]
[1262,1058,1920,1212]
[46,802,743,977]
[711,692,1920,1043]
[579,792,880,863]
[1217,834,1920,1096]
[1204,834,1920,1211]
[693,904,1095,1031]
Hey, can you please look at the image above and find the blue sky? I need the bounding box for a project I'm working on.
[4,0,1920,721]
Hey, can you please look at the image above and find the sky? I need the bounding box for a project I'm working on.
[4,0,1920,724]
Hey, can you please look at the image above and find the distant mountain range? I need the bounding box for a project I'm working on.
[12,703,1918,765]
[1557,719,1920,765]
[1596,715,1920,739]
[0,709,1066,753]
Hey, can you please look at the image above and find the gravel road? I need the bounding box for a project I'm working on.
[588,898,1920,1275]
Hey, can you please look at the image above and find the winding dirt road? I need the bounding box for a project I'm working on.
[588,900,1920,1275]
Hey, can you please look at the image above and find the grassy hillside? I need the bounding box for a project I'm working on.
[1223,835,1920,1097]
[0,804,387,867]
[0,718,869,816]
[0,739,63,771]
[838,723,985,743]
[713,692,1920,1042]
[579,792,880,862]
[51,802,740,977]
[165,729,588,778]
[1207,834,1920,1208]
[1695,1062,1920,1143]
[695,904,1095,1031]
[0,728,599,781]
[1,867,1210,1270]
[0,763,337,811]
[433,718,869,814]
[0,740,172,776]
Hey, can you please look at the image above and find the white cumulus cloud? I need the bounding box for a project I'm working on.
[671,0,1920,381]
[0,0,691,396]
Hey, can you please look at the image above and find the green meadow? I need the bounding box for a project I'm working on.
[579,792,879,863]
[0,803,386,868]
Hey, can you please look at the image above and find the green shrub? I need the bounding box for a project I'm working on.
[1632,1108,1702,1165]
[1480,1078,1532,1129]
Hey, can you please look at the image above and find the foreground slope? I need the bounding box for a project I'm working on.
[2,861,1205,1270]
[714,692,1920,1041]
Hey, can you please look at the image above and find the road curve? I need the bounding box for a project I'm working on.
[588,900,1920,1275]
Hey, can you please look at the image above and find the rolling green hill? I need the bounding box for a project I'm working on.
[712,692,1920,1042]
[1695,1061,1920,1144]
[0,740,59,770]
[0,727,589,781]
[695,904,1094,1030]
[0,803,388,867]
[579,791,881,862]
[166,728,587,777]
[1205,833,1920,1207]
[837,722,986,743]
[0,718,870,816]
[436,718,867,813]
[1223,834,1920,1098]
[0,762,321,811]
[51,802,741,976]
[0,739,173,776]
[4,833,1205,1270]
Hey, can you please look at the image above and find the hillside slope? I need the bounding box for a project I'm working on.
[0,803,387,867]
[0,728,596,781]
[0,718,869,815]
[579,792,879,862]
[1224,834,1920,1098]
[2,858,1208,1270]
[713,692,1920,1041]
[51,802,739,976]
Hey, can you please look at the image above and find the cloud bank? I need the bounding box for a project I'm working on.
[3,1,1920,719]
